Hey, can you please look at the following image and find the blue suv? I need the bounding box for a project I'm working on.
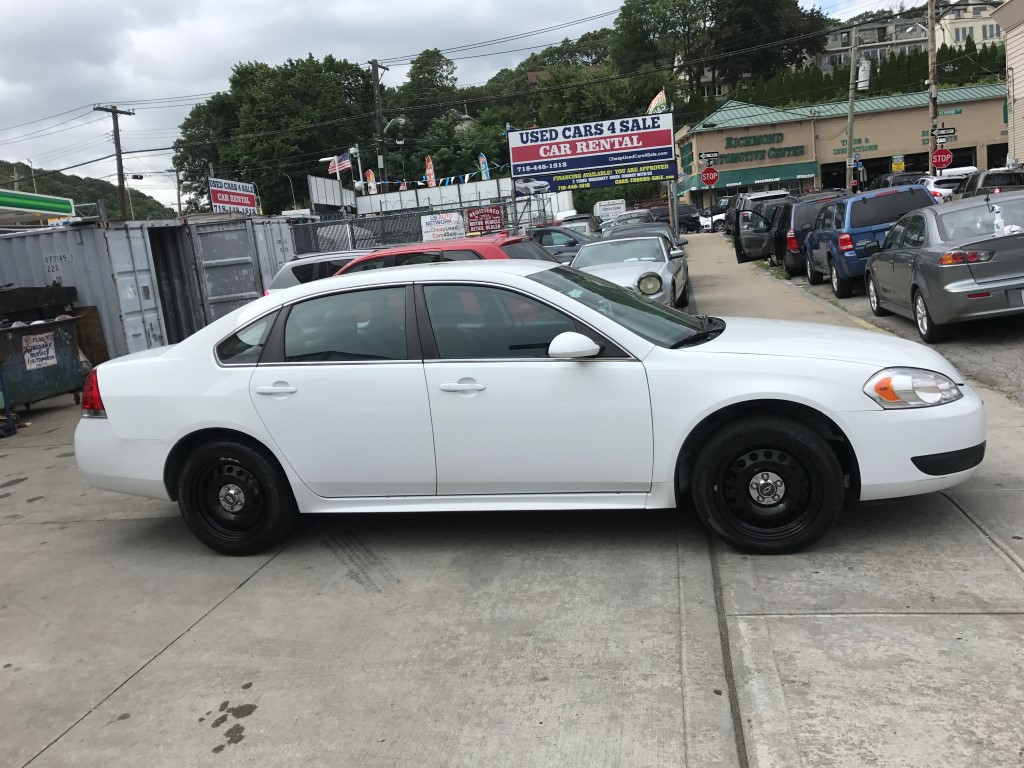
[803,185,936,298]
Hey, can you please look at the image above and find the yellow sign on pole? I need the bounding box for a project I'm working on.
[892,154,905,173]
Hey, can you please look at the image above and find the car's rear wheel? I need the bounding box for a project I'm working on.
[914,289,948,343]
[713,220,726,233]
[691,416,844,554]
[178,439,298,555]
[866,272,890,316]
[829,258,853,298]
[805,253,824,285]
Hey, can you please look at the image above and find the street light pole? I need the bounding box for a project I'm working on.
[283,174,297,208]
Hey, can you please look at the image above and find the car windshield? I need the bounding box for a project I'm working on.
[529,266,704,345]
[500,240,557,261]
[936,198,1024,241]
[572,239,666,268]
[849,189,930,228]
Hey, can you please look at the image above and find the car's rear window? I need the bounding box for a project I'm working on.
[981,172,1024,188]
[849,189,930,228]
[501,240,556,261]
[794,201,830,229]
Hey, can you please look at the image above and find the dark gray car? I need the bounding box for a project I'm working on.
[864,191,1024,343]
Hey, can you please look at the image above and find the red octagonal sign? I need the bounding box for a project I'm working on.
[932,148,953,170]
[701,166,719,186]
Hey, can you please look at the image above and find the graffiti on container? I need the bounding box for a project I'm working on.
[23,332,57,370]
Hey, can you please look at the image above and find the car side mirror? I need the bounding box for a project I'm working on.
[864,241,880,256]
[669,248,685,259]
[548,331,601,359]
[678,238,689,246]
[567,239,578,246]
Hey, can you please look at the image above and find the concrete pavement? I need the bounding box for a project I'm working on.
[1,236,1022,767]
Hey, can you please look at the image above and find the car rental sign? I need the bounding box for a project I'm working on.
[209,177,259,215]
[508,114,676,191]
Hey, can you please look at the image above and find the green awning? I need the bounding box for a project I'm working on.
[680,160,820,192]
[0,189,74,216]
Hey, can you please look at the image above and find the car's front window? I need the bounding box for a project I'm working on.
[529,267,704,346]
[572,240,666,268]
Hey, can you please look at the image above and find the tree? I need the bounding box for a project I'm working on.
[391,49,459,140]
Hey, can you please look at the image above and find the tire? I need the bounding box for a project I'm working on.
[713,220,726,233]
[829,257,853,299]
[805,252,824,285]
[677,277,691,308]
[866,272,890,316]
[690,416,845,554]
[178,439,299,555]
[913,289,948,343]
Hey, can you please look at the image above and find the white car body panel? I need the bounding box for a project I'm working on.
[74,260,986,518]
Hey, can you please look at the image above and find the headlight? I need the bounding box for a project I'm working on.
[863,367,963,409]
[638,273,662,295]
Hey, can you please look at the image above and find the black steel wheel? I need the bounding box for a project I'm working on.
[691,416,844,554]
[178,439,298,555]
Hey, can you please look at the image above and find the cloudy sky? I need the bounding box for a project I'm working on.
[1,0,884,209]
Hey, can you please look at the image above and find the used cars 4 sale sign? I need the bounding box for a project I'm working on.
[508,115,676,191]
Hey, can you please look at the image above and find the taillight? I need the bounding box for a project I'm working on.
[838,233,855,251]
[263,290,270,296]
[994,188,1002,194]
[81,369,106,418]
[786,230,799,251]
[931,191,943,198]
[938,250,994,266]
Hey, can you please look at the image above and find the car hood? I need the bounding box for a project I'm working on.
[702,317,962,379]
[575,262,662,286]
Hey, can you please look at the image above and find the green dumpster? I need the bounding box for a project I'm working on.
[0,317,84,409]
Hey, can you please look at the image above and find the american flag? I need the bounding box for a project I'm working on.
[328,152,351,174]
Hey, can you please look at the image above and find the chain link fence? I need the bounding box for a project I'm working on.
[290,196,561,255]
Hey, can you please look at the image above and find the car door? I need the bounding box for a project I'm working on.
[870,217,907,303]
[417,282,654,496]
[891,214,926,309]
[249,285,437,497]
[806,205,835,270]
[734,211,776,263]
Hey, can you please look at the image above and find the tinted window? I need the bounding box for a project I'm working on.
[284,288,407,362]
[345,256,387,273]
[290,262,317,283]
[679,204,698,215]
[901,215,926,247]
[963,174,980,194]
[217,315,274,365]
[981,172,1024,188]
[444,249,484,261]
[395,252,442,266]
[834,201,847,228]
[795,202,829,230]
[548,231,578,246]
[883,219,908,250]
[322,257,355,275]
[500,240,556,261]
[424,284,575,359]
[849,189,930,228]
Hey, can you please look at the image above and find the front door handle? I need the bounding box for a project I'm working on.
[255,385,297,395]
[439,382,486,392]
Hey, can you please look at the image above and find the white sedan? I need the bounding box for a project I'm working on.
[75,261,986,556]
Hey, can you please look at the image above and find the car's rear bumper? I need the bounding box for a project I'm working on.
[928,275,1024,325]
[837,384,986,501]
[74,417,172,501]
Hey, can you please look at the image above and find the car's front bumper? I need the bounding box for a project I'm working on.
[837,384,986,501]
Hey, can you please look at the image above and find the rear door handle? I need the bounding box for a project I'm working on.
[440,382,486,392]
[255,385,297,395]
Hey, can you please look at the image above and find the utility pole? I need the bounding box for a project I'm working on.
[369,59,390,182]
[11,163,19,191]
[845,25,860,190]
[927,0,939,174]
[167,168,182,216]
[27,159,37,194]
[93,105,134,219]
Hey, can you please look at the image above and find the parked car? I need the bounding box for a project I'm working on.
[266,250,374,294]
[801,185,936,298]
[609,210,656,230]
[570,236,690,308]
[559,212,603,237]
[864,191,1024,343]
[74,260,986,557]
[737,191,848,276]
[678,203,701,233]
[700,211,728,232]
[729,190,791,235]
[914,175,962,202]
[868,172,925,190]
[527,225,595,264]
[514,177,551,196]
[647,206,671,223]
[957,168,1024,199]
[602,222,688,251]
[334,234,556,275]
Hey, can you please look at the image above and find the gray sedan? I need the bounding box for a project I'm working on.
[570,236,691,308]
[864,191,1024,343]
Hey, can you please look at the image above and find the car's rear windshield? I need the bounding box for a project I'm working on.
[936,198,1024,241]
[981,172,1024,188]
[934,178,963,189]
[849,189,930,228]
[794,201,830,229]
[500,240,557,261]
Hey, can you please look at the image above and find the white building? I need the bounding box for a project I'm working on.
[993,0,1024,161]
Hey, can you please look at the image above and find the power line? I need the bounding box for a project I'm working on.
[0,115,107,147]
[0,105,94,134]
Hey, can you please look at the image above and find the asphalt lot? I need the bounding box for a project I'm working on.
[2,235,1024,767]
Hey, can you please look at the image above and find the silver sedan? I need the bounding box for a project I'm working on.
[864,191,1024,343]
[569,236,691,308]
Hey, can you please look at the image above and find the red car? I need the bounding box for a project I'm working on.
[333,233,555,276]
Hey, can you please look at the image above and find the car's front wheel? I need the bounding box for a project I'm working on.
[178,439,299,555]
[691,416,844,554]
[713,220,726,233]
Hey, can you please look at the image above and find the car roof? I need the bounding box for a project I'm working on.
[583,236,664,245]
[927,189,1024,211]
[845,184,932,201]
[291,249,372,262]
[353,234,519,257]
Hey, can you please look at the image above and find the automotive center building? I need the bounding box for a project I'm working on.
[676,84,1008,206]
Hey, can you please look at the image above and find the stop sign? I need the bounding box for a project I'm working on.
[932,148,953,170]
[701,167,719,186]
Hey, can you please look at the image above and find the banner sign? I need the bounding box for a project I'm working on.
[23,332,57,370]
[508,114,675,178]
[425,156,437,187]
[540,161,678,192]
[365,170,378,195]
[421,212,466,241]
[478,153,491,181]
[209,177,258,214]
[466,205,503,232]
